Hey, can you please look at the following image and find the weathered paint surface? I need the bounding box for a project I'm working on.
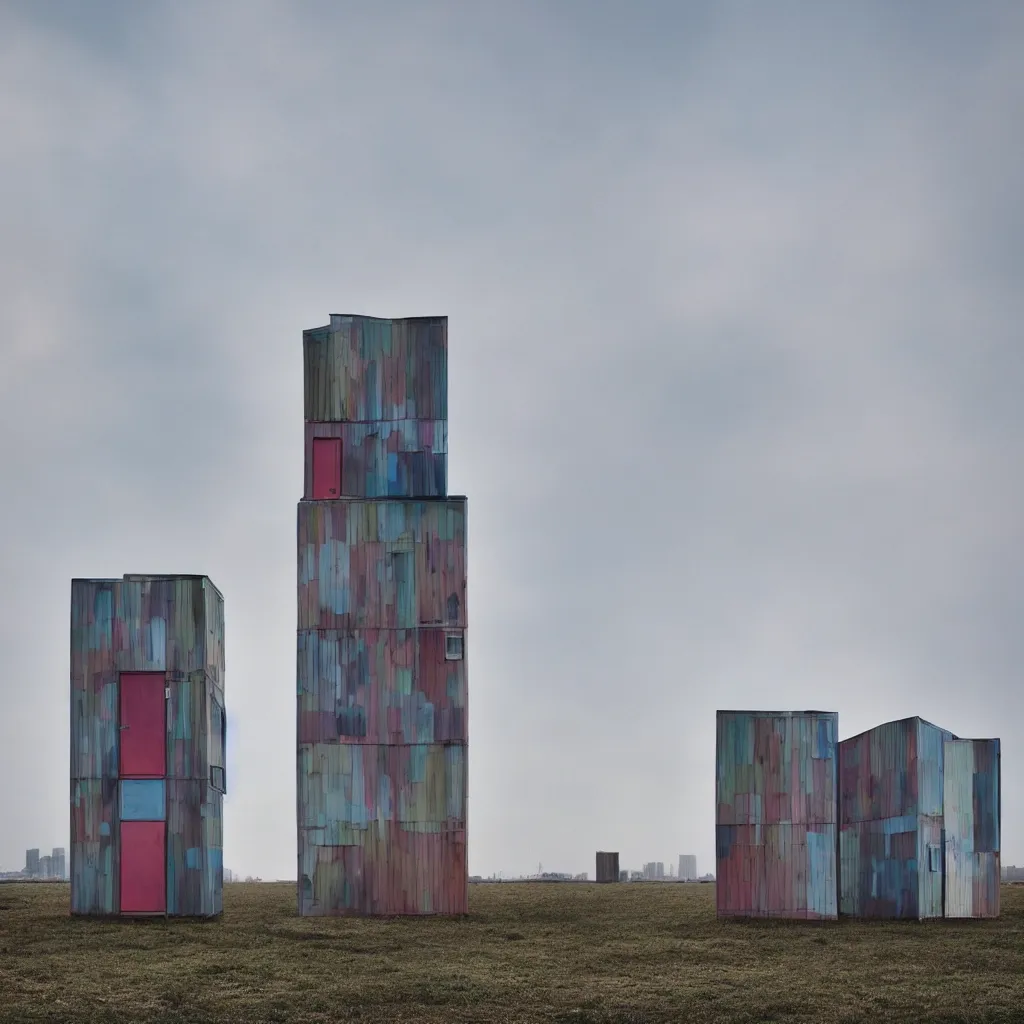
[297,500,467,631]
[297,628,467,745]
[303,315,447,423]
[838,717,936,919]
[298,314,468,917]
[70,575,225,917]
[305,421,447,499]
[944,738,1000,919]
[715,710,838,919]
[595,852,619,883]
[120,820,166,913]
[120,779,166,822]
[838,718,1001,919]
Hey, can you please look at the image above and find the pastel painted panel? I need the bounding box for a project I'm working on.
[119,672,166,778]
[120,779,166,821]
[944,738,1001,919]
[120,820,166,914]
[312,437,342,499]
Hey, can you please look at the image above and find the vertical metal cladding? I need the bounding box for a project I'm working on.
[302,316,448,499]
[298,314,468,916]
[838,717,930,919]
[944,738,1001,919]
[596,852,619,883]
[715,710,838,919]
[837,718,1001,919]
[70,575,225,917]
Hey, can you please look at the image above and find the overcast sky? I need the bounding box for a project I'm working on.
[2,0,1022,881]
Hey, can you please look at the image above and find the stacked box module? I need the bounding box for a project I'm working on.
[70,575,226,917]
[839,717,1000,919]
[716,710,838,919]
[297,314,468,916]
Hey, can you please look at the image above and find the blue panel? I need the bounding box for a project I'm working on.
[120,779,166,821]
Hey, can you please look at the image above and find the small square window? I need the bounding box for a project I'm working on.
[928,844,940,872]
[445,632,464,660]
[211,766,225,793]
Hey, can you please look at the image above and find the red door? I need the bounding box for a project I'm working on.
[120,821,166,913]
[312,438,342,498]
[119,673,166,777]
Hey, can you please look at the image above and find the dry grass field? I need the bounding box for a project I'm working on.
[1,881,1023,1023]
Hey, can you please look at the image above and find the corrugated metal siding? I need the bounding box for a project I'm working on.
[303,316,447,423]
[839,718,918,826]
[917,719,956,818]
[837,717,1001,920]
[596,852,619,883]
[917,719,956,919]
[70,576,224,917]
[297,629,466,745]
[944,738,1001,919]
[716,823,836,919]
[715,711,838,919]
[838,718,920,918]
[166,781,223,916]
[296,504,469,915]
[304,420,447,499]
[70,779,117,914]
[839,816,919,918]
[297,742,466,914]
[297,499,467,631]
[917,816,944,918]
[298,312,467,918]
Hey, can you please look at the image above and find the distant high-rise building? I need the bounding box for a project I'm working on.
[678,855,697,881]
[595,851,619,883]
[51,848,67,881]
[25,849,39,878]
[39,856,53,879]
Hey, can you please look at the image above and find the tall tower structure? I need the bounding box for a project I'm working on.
[297,314,468,916]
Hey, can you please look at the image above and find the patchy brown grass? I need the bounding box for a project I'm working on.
[1,881,1022,1022]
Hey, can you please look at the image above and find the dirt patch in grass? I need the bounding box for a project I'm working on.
[0,882,1022,1022]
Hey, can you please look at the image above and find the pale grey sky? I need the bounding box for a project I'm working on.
[1,0,1022,880]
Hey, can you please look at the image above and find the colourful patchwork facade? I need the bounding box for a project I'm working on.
[297,314,468,916]
[715,710,839,919]
[838,717,1000,919]
[70,575,225,917]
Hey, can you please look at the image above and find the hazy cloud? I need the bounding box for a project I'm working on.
[1,0,1022,880]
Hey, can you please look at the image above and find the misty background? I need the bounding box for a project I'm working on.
[2,0,1022,881]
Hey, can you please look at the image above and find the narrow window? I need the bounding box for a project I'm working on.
[210,699,226,794]
[445,632,464,661]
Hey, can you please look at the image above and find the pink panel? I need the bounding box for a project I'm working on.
[312,438,342,499]
[119,673,166,777]
[120,820,166,914]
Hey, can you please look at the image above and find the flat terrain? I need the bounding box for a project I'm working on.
[1,882,1023,1023]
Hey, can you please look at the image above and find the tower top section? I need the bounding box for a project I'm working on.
[303,314,447,424]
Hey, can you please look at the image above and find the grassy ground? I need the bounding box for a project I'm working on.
[1,882,1023,1023]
